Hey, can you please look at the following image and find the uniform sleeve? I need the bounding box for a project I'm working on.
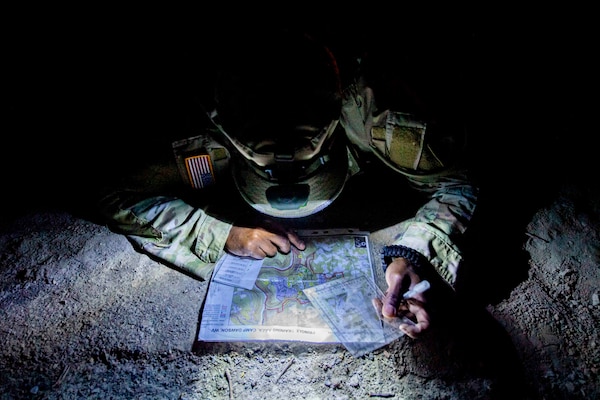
[341,82,479,286]
[98,191,233,280]
[391,173,478,285]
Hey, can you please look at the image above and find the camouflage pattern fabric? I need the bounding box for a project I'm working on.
[98,80,478,286]
[99,191,232,281]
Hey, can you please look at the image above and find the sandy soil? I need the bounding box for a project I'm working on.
[1,168,599,399]
[3,13,598,400]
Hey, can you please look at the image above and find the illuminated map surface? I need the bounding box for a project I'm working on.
[198,230,375,343]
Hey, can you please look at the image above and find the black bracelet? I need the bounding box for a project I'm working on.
[380,245,424,272]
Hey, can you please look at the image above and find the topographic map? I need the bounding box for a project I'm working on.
[198,230,376,343]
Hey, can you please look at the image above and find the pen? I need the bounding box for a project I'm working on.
[402,280,430,299]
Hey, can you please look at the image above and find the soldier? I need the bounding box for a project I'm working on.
[98,28,478,339]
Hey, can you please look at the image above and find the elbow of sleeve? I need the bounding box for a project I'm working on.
[136,240,217,281]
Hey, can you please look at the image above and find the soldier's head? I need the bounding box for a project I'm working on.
[210,30,348,218]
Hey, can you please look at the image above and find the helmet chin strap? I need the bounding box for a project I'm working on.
[206,108,339,169]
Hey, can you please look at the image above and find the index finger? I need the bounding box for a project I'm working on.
[261,220,305,253]
[264,229,305,255]
[399,298,430,338]
[286,230,305,251]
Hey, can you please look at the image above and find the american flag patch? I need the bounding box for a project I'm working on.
[185,154,215,189]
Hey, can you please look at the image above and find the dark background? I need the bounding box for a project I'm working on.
[4,9,596,224]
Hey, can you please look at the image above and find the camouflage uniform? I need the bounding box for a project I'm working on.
[98,78,478,285]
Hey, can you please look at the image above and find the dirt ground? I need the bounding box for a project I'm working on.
[3,13,598,400]
[1,173,599,399]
